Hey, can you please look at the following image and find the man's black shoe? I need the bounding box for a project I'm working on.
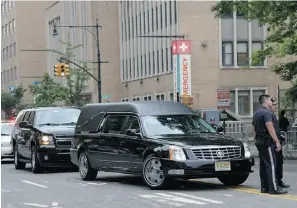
[279,181,290,188]
[269,189,288,195]
[261,188,269,193]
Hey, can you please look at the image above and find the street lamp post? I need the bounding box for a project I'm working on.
[53,18,106,103]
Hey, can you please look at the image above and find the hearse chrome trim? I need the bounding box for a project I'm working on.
[191,145,242,160]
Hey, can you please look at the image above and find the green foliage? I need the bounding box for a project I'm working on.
[28,73,68,107]
[48,32,90,106]
[212,0,297,105]
[1,84,26,117]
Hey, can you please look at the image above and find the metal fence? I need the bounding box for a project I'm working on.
[219,121,297,159]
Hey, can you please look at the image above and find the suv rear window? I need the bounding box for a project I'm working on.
[35,109,81,126]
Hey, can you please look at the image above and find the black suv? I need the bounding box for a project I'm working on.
[71,101,255,189]
[11,107,81,173]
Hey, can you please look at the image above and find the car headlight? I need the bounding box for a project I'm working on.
[243,142,251,158]
[39,135,54,145]
[169,146,186,161]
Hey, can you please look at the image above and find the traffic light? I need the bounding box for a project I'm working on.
[64,64,70,76]
[60,64,70,77]
[54,64,61,77]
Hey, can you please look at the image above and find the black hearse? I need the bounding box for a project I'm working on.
[12,107,81,173]
[71,101,254,189]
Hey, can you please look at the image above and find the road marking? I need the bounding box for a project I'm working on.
[140,195,184,207]
[191,179,297,201]
[171,192,224,204]
[155,193,207,205]
[1,189,12,193]
[220,194,233,197]
[23,203,48,207]
[52,202,59,207]
[70,179,107,186]
[21,180,48,189]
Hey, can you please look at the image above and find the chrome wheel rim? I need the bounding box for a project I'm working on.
[32,152,35,169]
[14,150,18,165]
[144,158,164,187]
[79,154,88,178]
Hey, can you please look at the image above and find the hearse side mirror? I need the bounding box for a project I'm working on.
[126,129,141,137]
[19,121,33,129]
[217,126,224,132]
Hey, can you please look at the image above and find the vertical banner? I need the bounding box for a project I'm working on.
[172,40,192,101]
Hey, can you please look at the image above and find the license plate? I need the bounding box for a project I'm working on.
[215,161,231,171]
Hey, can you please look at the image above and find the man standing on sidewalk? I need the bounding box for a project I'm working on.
[252,94,287,194]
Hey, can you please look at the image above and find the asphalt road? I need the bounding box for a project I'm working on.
[1,159,297,208]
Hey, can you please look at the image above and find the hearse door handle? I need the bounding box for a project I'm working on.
[120,141,125,146]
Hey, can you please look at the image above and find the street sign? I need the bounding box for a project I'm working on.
[102,94,111,100]
[32,81,41,85]
[8,85,16,92]
[217,89,230,110]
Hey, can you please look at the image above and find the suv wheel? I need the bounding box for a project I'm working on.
[14,146,26,170]
[31,146,43,173]
[142,155,168,190]
[218,173,249,186]
[79,151,97,181]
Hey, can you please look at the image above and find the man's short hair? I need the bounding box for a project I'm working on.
[281,110,286,115]
[259,94,270,104]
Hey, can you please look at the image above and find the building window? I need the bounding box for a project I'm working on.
[222,42,233,66]
[2,26,4,38]
[12,0,15,7]
[4,1,7,13]
[9,44,12,58]
[132,96,140,101]
[237,42,248,66]
[252,41,264,66]
[7,69,10,83]
[6,47,8,60]
[121,98,129,102]
[221,12,266,68]
[156,93,165,101]
[13,42,16,56]
[4,71,6,83]
[2,48,5,61]
[230,88,267,116]
[1,3,3,15]
[14,66,17,80]
[12,18,15,31]
[5,24,8,37]
[143,95,152,101]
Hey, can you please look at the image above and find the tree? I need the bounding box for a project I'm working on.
[1,84,26,117]
[212,1,297,105]
[28,73,68,107]
[49,32,90,106]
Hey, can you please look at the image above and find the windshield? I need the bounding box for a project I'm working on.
[1,124,14,135]
[35,109,81,126]
[141,115,217,137]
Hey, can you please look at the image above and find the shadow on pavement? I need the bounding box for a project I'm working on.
[95,175,230,191]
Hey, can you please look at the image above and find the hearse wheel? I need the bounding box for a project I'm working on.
[14,146,26,170]
[31,145,44,173]
[78,151,97,181]
[218,173,249,186]
[142,155,168,190]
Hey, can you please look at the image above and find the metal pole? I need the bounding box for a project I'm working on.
[96,18,102,103]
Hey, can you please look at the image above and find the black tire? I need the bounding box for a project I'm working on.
[142,154,168,190]
[31,145,43,173]
[78,151,97,181]
[14,146,26,170]
[218,173,249,186]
